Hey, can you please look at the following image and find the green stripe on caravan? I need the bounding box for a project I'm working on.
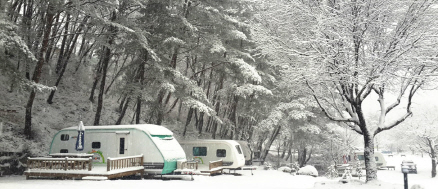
[151,135,173,139]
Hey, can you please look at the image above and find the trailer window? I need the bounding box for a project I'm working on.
[217,149,226,157]
[358,155,364,160]
[193,147,207,156]
[60,149,68,153]
[60,134,69,141]
[92,142,101,149]
[235,145,242,154]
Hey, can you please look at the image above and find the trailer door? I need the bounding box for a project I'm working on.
[116,131,130,156]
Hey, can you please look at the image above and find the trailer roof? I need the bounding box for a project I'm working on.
[179,140,240,145]
[62,124,174,136]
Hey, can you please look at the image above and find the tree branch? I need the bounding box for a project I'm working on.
[306,80,359,125]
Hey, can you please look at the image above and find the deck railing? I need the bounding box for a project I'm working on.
[205,159,223,175]
[209,159,223,170]
[180,161,198,170]
[107,154,144,171]
[27,157,93,171]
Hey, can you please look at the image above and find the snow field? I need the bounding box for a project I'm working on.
[1,154,437,189]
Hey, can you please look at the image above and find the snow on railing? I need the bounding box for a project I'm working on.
[179,160,198,170]
[27,157,92,171]
[209,159,223,170]
[107,154,143,171]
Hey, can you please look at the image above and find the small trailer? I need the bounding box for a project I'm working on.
[355,151,387,169]
[179,140,245,171]
[236,140,252,165]
[49,124,187,175]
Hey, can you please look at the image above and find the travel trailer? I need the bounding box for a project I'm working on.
[354,151,387,169]
[49,124,187,174]
[236,140,252,165]
[179,140,245,170]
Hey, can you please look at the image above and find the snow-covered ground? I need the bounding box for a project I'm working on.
[1,154,436,189]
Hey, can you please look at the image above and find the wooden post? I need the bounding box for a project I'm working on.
[27,158,30,169]
[88,157,92,171]
[140,154,144,167]
[140,154,144,178]
[107,158,111,171]
[64,157,68,171]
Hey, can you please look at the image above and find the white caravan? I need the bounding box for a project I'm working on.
[354,151,387,168]
[49,124,186,174]
[179,140,245,170]
[236,140,252,165]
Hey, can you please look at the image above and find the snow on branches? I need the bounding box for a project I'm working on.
[258,100,315,130]
[233,84,272,99]
[24,80,57,93]
[227,29,247,40]
[163,37,185,46]
[164,68,210,103]
[182,98,216,118]
[0,20,37,62]
[160,82,175,93]
[210,38,226,54]
[230,58,262,83]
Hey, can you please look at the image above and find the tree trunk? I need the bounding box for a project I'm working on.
[44,13,60,65]
[229,95,238,140]
[211,72,225,139]
[364,133,377,181]
[298,145,307,168]
[135,49,147,124]
[24,2,55,139]
[47,17,87,104]
[105,54,129,94]
[55,13,70,74]
[22,0,33,80]
[183,107,194,136]
[285,147,292,161]
[135,96,141,124]
[89,59,103,103]
[260,124,282,164]
[429,138,436,178]
[116,97,131,125]
[118,95,126,113]
[432,157,437,178]
[198,112,204,135]
[94,11,117,125]
[156,90,166,125]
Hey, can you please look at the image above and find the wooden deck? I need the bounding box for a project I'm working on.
[174,159,223,176]
[24,154,144,180]
[200,160,223,176]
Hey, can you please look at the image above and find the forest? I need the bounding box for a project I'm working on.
[1,0,438,182]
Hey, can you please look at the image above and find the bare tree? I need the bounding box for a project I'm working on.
[24,2,56,139]
[253,0,438,182]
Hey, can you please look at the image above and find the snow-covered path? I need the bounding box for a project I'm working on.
[1,154,437,189]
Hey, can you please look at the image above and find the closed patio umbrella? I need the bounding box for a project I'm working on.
[75,121,85,151]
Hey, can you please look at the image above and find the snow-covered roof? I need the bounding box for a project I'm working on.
[62,124,174,136]
[179,140,240,145]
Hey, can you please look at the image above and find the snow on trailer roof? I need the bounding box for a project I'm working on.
[62,124,174,136]
[180,140,240,145]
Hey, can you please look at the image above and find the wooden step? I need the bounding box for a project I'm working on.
[82,176,108,180]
